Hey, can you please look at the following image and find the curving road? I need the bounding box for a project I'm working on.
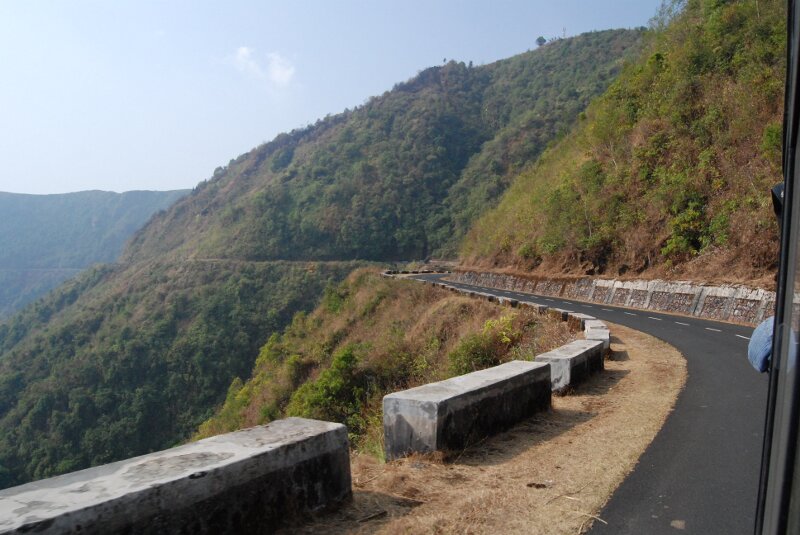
[411,273,768,535]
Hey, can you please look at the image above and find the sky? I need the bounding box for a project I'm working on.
[0,1,664,195]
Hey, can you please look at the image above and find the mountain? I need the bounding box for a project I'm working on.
[0,190,189,317]
[0,29,643,488]
[462,0,784,287]
[123,29,643,263]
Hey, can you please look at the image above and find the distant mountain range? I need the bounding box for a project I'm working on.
[0,189,188,317]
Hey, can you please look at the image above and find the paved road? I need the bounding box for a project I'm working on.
[411,273,769,535]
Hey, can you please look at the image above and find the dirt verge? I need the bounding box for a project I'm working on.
[282,322,687,534]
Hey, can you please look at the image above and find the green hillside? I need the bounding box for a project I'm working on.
[123,29,643,262]
[0,260,363,486]
[462,0,784,286]
[0,190,188,317]
[196,270,573,457]
[0,30,641,488]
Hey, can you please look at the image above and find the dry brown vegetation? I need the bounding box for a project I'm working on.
[197,270,575,456]
[462,0,785,288]
[280,323,686,534]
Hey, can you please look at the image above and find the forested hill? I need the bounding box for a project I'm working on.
[0,190,189,269]
[0,29,643,489]
[123,29,643,262]
[462,0,785,287]
[0,190,188,317]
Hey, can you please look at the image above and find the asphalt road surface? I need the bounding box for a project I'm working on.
[411,273,769,535]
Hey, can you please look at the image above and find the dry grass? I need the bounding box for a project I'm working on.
[280,322,686,534]
[197,270,576,441]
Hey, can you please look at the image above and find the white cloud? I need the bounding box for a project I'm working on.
[266,52,295,87]
[234,46,265,79]
[232,47,295,88]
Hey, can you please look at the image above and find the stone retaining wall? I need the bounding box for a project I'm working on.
[449,270,776,325]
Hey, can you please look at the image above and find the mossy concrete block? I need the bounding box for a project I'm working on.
[383,361,551,460]
[535,340,605,392]
[0,418,351,534]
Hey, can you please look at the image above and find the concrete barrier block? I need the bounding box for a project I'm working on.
[583,320,610,351]
[576,339,605,372]
[0,418,351,534]
[519,302,548,315]
[567,312,595,331]
[535,340,604,391]
[585,329,611,352]
[548,308,570,322]
[516,300,537,311]
[583,331,611,352]
[584,319,607,331]
[383,361,551,459]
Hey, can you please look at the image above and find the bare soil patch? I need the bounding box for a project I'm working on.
[281,323,687,534]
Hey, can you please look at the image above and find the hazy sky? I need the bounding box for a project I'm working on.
[0,1,663,194]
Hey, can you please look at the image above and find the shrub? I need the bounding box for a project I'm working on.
[448,314,519,375]
[322,282,348,313]
[762,121,783,159]
[661,199,708,259]
[285,345,367,434]
[517,243,538,259]
[448,333,496,375]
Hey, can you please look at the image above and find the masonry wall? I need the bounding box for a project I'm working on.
[449,271,776,326]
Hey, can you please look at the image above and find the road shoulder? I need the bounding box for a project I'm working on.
[284,322,687,534]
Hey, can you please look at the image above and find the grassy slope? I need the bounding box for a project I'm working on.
[462,0,785,286]
[196,270,574,456]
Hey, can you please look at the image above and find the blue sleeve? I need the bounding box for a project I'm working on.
[748,317,775,373]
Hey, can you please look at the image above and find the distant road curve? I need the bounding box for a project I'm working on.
[411,273,768,535]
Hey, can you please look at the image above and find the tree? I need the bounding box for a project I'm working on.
[536,36,547,47]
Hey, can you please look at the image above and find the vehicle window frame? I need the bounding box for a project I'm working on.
[757,1,800,532]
